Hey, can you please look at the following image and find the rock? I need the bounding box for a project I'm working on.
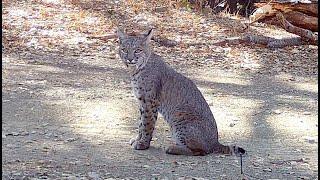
[154,7,167,13]
[172,161,178,165]
[105,173,112,176]
[302,111,311,115]
[273,110,282,114]
[290,161,298,165]
[88,172,100,179]
[304,136,317,144]
[12,172,22,176]
[65,138,77,142]
[298,176,310,179]
[229,123,236,127]
[8,132,20,136]
[84,162,91,166]
[263,168,272,172]
[252,162,259,167]
[6,144,15,148]
[20,131,29,136]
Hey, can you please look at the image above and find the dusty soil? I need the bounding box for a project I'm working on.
[2,0,318,179]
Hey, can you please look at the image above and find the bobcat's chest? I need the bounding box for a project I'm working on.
[131,76,144,98]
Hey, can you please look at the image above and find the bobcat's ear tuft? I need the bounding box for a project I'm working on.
[117,29,126,41]
[144,28,154,44]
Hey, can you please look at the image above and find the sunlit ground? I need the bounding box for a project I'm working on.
[2,0,318,178]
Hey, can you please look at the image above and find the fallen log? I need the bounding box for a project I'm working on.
[255,2,318,17]
[276,12,318,44]
[283,10,318,32]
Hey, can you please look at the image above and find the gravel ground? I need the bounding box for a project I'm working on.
[2,0,318,179]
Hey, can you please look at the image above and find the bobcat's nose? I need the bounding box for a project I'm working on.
[127,58,135,63]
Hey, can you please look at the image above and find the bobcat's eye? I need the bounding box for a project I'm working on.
[134,49,143,54]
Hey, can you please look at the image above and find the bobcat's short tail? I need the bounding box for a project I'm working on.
[213,143,246,156]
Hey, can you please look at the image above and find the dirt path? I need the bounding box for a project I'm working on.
[2,0,318,179]
[2,50,318,179]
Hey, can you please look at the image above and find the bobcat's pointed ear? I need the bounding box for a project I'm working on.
[117,29,126,41]
[144,28,154,44]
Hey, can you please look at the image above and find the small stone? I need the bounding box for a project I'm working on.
[65,138,77,142]
[263,168,272,172]
[304,136,317,144]
[290,161,298,165]
[13,172,22,176]
[273,110,282,114]
[31,131,37,134]
[20,131,29,136]
[298,176,310,180]
[38,160,46,164]
[143,165,150,168]
[252,162,259,167]
[6,144,15,148]
[11,132,20,136]
[154,6,167,13]
[229,123,236,127]
[302,112,311,115]
[88,172,99,179]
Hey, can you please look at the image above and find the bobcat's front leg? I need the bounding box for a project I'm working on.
[130,96,159,150]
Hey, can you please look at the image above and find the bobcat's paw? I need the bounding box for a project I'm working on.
[129,138,150,150]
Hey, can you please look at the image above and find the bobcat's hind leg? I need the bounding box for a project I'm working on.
[165,145,206,156]
[165,145,194,155]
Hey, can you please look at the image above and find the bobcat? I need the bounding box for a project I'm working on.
[117,29,245,156]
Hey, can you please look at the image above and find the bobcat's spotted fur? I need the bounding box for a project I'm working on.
[117,29,245,156]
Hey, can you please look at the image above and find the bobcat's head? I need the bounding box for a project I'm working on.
[117,29,153,68]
